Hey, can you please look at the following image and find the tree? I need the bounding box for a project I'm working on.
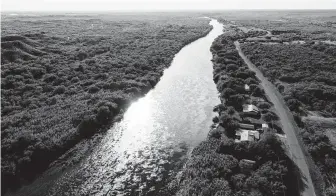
[257,102,271,109]
[226,64,239,72]
[262,112,278,122]
[227,94,244,111]
[88,85,100,93]
[77,116,99,138]
[96,106,112,124]
[286,98,301,112]
[220,114,239,138]
[53,85,66,94]
[252,86,264,97]
[231,174,247,189]
[221,88,236,100]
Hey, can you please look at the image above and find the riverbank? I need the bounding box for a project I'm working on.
[1,14,213,194]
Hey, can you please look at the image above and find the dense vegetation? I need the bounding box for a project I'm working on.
[240,23,336,195]
[242,43,336,117]
[1,14,212,193]
[164,27,299,196]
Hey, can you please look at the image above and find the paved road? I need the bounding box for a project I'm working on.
[235,41,316,196]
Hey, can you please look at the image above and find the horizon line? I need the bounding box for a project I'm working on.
[2,8,336,13]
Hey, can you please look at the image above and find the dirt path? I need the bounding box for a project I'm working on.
[235,41,316,196]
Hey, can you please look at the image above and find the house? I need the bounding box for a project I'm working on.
[235,129,260,142]
[239,123,255,130]
[243,104,260,116]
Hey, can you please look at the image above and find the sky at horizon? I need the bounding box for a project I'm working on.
[2,0,336,12]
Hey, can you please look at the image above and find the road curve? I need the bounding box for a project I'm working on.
[235,41,316,196]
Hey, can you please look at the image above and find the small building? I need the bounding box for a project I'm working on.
[245,84,250,92]
[239,123,255,130]
[243,104,259,115]
[235,129,260,142]
[262,123,269,132]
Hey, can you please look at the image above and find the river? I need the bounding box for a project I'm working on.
[27,19,223,196]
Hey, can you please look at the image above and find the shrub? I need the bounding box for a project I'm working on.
[210,129,222,139]
[286,98,301,112]
[71,77,80,83]
[220,114,239,138]
[213,104,226,113]
[96,106,113,124]
[226,64,239,72]
[227,94,245,111]
[245,77,258,85]
[77,116,99,138]
[43,74,57,82]
[213,116,219,123]
[53,85,66,94]
[227,106,236,115]
[257,102,271,109]
[76,51,88,61]
[277,84,284,93]
[30,68,45,79]
[46,97,57,105]
[221,88,236,99]
[252,86,264,97]
[292,113,304,127]
[88,85,100,93]
[262,112,278,122]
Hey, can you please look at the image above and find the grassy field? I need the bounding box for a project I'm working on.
[1,13,212,193]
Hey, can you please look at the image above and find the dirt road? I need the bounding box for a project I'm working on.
[235,41,316,196]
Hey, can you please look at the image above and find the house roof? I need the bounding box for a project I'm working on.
[262,123,269,128]
[236,129,260,141]
[250,130,260,140]
[241,130,249,141]
[243,104,259,112]
[239,123,255,129]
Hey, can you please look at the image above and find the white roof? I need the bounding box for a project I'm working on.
[243,104,259,112]
[249,130,260,140]
[241,130,249,141]
[262,123,269,128]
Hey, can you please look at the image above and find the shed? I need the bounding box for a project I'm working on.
[243,104,259,114]
[262,123,269,131]
[245,84,250,92]
[239,123,255,130]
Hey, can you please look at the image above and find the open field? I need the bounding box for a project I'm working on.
[1,13,212,193]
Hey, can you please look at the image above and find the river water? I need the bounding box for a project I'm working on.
[45,19,223,196]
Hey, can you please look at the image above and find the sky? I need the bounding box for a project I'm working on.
[2,0,336,12]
